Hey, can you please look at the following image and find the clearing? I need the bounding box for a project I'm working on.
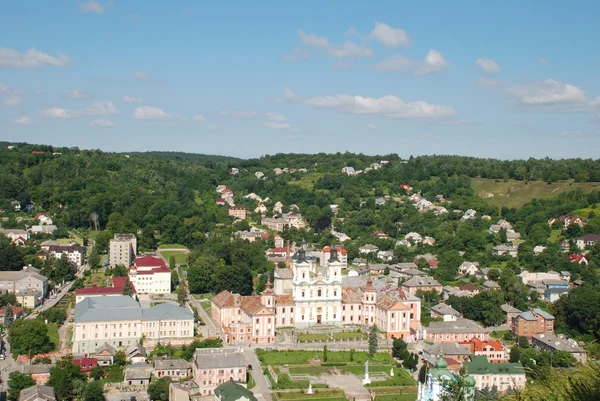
[472,178,600,209]
[47,323,60,352]
[160,250,188,265]
[571,206,600,218]
[158,243,188,249]
[288,173,326,191]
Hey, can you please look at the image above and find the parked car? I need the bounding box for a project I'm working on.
[247,364,253,370]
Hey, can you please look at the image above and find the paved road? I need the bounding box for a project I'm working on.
[0,335,18,396]
[245,347,272,401]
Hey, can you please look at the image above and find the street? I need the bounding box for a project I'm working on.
[244,347,272,401]
[0,334,18,397]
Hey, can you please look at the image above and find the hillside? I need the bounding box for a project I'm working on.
[472,178,600,209]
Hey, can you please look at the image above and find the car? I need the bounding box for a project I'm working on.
[247,364,253,370]
[0,354,5,360]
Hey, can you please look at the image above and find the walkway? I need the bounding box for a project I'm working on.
[321,374,371,401]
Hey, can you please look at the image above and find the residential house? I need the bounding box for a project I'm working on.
[367,264,388,274]
[192,348,247,395]
[492,245,519,257]
[442,285,474,300]
[229,206,247,220]
[430,303,461,321]
[463,356,526,393]
[501,304,522,326]
[123,364,153,387]
[72,357,98,374]
[511,308,555,339]
[373,231,389,239]
[456,284,479,297]
[531,333,587,363]
[0,228,28,246]
[235,229,267,243]
[0,305,23,324]
[126,343,148,364]
[214,380,257,401]
[254,203,267,214]
[169,381,201,401]
[402,276,442,295]
[273,202,283,213]
[506,230,521,242]
[405,232,423,244]
[567,254,588,264]
[19,385,56,401]
[462,209,477,221]
[482,281,501,291]
[544,287,570,303]
[377,250,394,262]
[216,199,226,206]
[548,216,584,229]
[0,269,48,308]
[395,239,412,248]
[42,245,84,267]
[216,185,227,193]
[481,215,491,221]
[19,365,54,385]
[457,262,480,277]
[423,342,472,362]
[423,236,437,246]
[154,359,192,379]
[424,318,489,343]
[129,255,171,294]
[359,244,379,254]
[341,166,356,175]
[34,214,53,225]
[221,189,234,199]
[576,233,600,249]
[95,343,116,366]
[254,172,265,179]
[375,198,386,206]
[533,245,546,255]
[460,337,509,363]
[399,184,412,192]
[109,233,137,268]
[29,225,57,234]
[434,207,448,216]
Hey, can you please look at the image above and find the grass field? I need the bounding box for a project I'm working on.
[192,293,213,300]
[472,178,600,208]
[159,250,188,265]
[47,323,59,352]
[571,206,600,218]
[374,394,417,401]
[288,173,326,191]
[549,229,563,243]
[257,349,395,365]
[158,243,188,249]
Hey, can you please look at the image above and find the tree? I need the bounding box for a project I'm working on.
[383,266,390,275]
[48,356,86,401]
[8,319,52,358]
[177,282,187,306]
[88,246,100,269]
[0,235,25,271]
[4,304,14,327]
[418,364,427,384]
[90,365,105,381]
[392,337,409,360]
[83,381,105,401]
[440,367,475,401]
[148,377,171,401]
[171,269,180,291]
[403,353,419,371]
[112,264,128,277]
[121,278,134,296]
[114,350,127,366]
[169,256,176,269]
[368,325,379,357]
[323,345,328,362]
[7,371,35,401]
[349,348,355,362]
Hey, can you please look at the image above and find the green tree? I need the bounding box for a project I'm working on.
[392,337,409,360]
[169,256,176,269]
[8,319,52,358]
[171,269,180,291]
[323,345,328,362]
[383,266,390,275]
[90,365,105,381]
[7,371,35,401]
[121,278,134,296]
[368,325,379,357]
[349,348,355,362]
[187,256,216,294]
[88,246,101,269]
[177,282,187,306]
[0,235,25,271]
[403,353,419,371]
[83,381,105,401]
[148,377,171,401]
[418,364,427,384]
[48,356,86,401]
[114,350,127,366]
[4,304,14,327]
[112,264,128,277]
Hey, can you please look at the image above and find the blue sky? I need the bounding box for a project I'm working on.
[1,1,599,159]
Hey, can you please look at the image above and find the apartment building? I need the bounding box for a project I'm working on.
[511,308,554,339]
[129,255,171,294]
[109,234,137,268]
[192,348,246,396]
[228,206,247,220]
[0,269,48,308]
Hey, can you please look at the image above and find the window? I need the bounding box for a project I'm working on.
[318,289,322,297]
[333,291,337,296]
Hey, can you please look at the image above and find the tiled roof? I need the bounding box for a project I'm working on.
[240,296,270,316]
[274,294,293,305]
[212,291,235,308]
[133,255,166,268]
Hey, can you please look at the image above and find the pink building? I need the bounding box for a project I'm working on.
[192,348,246,396]
[424,318,489,343]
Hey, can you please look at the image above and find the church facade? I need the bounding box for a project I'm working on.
[211,244,422,344]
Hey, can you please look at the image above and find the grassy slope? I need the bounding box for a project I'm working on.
[159,250,188,265]
[472,178,600,209]
[287,173,326,191]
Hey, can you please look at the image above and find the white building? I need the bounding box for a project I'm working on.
[109,234,137,268]
[129,255,171,294]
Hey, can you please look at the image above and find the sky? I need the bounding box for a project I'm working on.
[1,1,600,159]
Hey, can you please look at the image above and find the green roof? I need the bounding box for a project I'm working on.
[214,381,257,401]
[463,356,525,376]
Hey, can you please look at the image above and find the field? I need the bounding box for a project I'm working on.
[571,206,600,218]
[471,178,600,208]
[158,243,188,249]
[549,229,563,243]
[257,349,395,365]
[159,250,188,265]
[288,173,326,191]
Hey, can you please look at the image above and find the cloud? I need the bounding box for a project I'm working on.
[193,114,205,121]
[12,116,32,125]
[3,95,23,106]
[558,131,584,137]
[297,30,373,59]
[266,113,286,122]
[133,106,173,120]
[368,23,409,48]
[476,58,501,73]
[331,60,354,71]
[273,88,298,104]
[209,125,217,129]
[415,49,449,76]
[283,47,309,62]
[477,77,503,87]
[0,48,71,68]
[540,58,549,66]
[264,113,293,130]
[366,123,377,129]
[90,119,116,128]
[134,71,151,80]
[218,110,257,118]
[0,83,23,105]
[39,101,118,118]
[64,89,88,99]
[79,1,105,14]
[374,55,413,71]
[123,96,145,104]
[509,79,587,105]
[305,94,456,119]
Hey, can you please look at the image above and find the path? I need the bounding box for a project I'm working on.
[321,374,371,401]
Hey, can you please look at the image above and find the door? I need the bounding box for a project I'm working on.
[317,315,322,324]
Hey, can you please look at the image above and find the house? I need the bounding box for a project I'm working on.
[442,285,475,300]
[567,253,588,264]
[423,236,437,246]
[461,209,477,221]
[532,333,587,363]
[72,357,98,373]
[423,342,472,362]
[457,261,480,277]
[154,359,192,379]
[506,230,521,242]
[402,276,442,295]
[458,284,479,296]
[352,258,367,266]
[430,303,461,321]
[126,343,148,364]
[460,337,508,363]
[548,216,584,229]
[492,244,518,257]
[221,189,234,199]
[95,343,116,366]
[368,264,388,274]
[0,269,49,308]
[235,229,267,243]
[511,307,555,339]
[405,232,423,243]
[434,207,448,216]
[533,245,546,255]
[273,201,283,213]
[230,168,239,175]
[19,365,54,385]
[254,203,267,214]
[229,206,247,220]
[0,228,28,246]
[42,245,84,267]
[359,244,379,254]
[576,233,600,249]
[254,172,265,179]
[544,288,570,303]
[375,198,386,206]
[501,304,522,327]
[34,213,53,225]
[341,166,356,175]
[29,225,57,234]
[373,231,389,239]
[75,276,135,303]
[377,250,394,261]
[192,348,247,395]
[109,233,137,268]
[129,255,171,294]
[169,381,201,401]
[19,385,56,401]
[399,184,412,192]
[214,380,258,401]
[463,356,526,393]
[395,239,412,247]
[216,185,227,193]
[424,318,489,343]
[482,281,501,290]
[123,364,153,387]
[481,215,491,221]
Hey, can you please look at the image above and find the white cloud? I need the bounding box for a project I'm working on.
[273,88,298,104]
[331,60,354,71]
[3,95,23,106]
[477,77,503,87]
[374,55,413,71]
[39,101,118,118]
[64,89,88,99]
[209,125,217,129]
[193,114,205,121]
[0,48,71,68]
[79,1,105,13]
[368,23,409,48]
[558,131,584,137]
[266,113,287,122]
[134,71,150,80]
[283,47,309,62]
[415,49,449,76]
[12,116,32,125]
[123,96,145,104]
[509,79,587,105]
[90,119,116,128]
[476,58,501,73]
[297,30,373,59]
[133,106,173,120]
[264,113,293,130]
[218,110,257,118]
[305,94,456,119]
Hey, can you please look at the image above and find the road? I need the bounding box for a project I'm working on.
[0,334,18,397]
[244,347,272,401]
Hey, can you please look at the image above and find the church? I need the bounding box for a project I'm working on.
[211,243,422,344]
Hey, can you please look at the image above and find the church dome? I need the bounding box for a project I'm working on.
[463,375,476,388]
[435,355,448,369]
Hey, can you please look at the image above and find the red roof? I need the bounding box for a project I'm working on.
[73,357,98,372]
[578,233,600,242]
[323,245,348,254]
[463,337,504,352]
[34,213,49,219]
[261,232,270,239]
[459,284,478,291]
[427,260,439,267]
[267,247,288,254]
[216,198,225,203]
[222,188,233,194]
[567,254,586,263]
[0,305,23,316]
[133,255,166,268]
[133,267,171,275]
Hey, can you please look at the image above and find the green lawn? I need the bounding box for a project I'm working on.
[341,365,396,375]
[257,349,395,365]
[471,178,600,208]
[332,331,366,341]
[275,390,346,401]
[374,394,417,401]
[47,323,59,352]
[159,250,188,265]
[201,301,211,313]
[84,270,111,287]
[192,293,213,300]
[549,229,563,243]
[365,368,416,387]
[298,333,329,342]
[158,243,188,249]
[571,206,600,218]
[287,173,326,191]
